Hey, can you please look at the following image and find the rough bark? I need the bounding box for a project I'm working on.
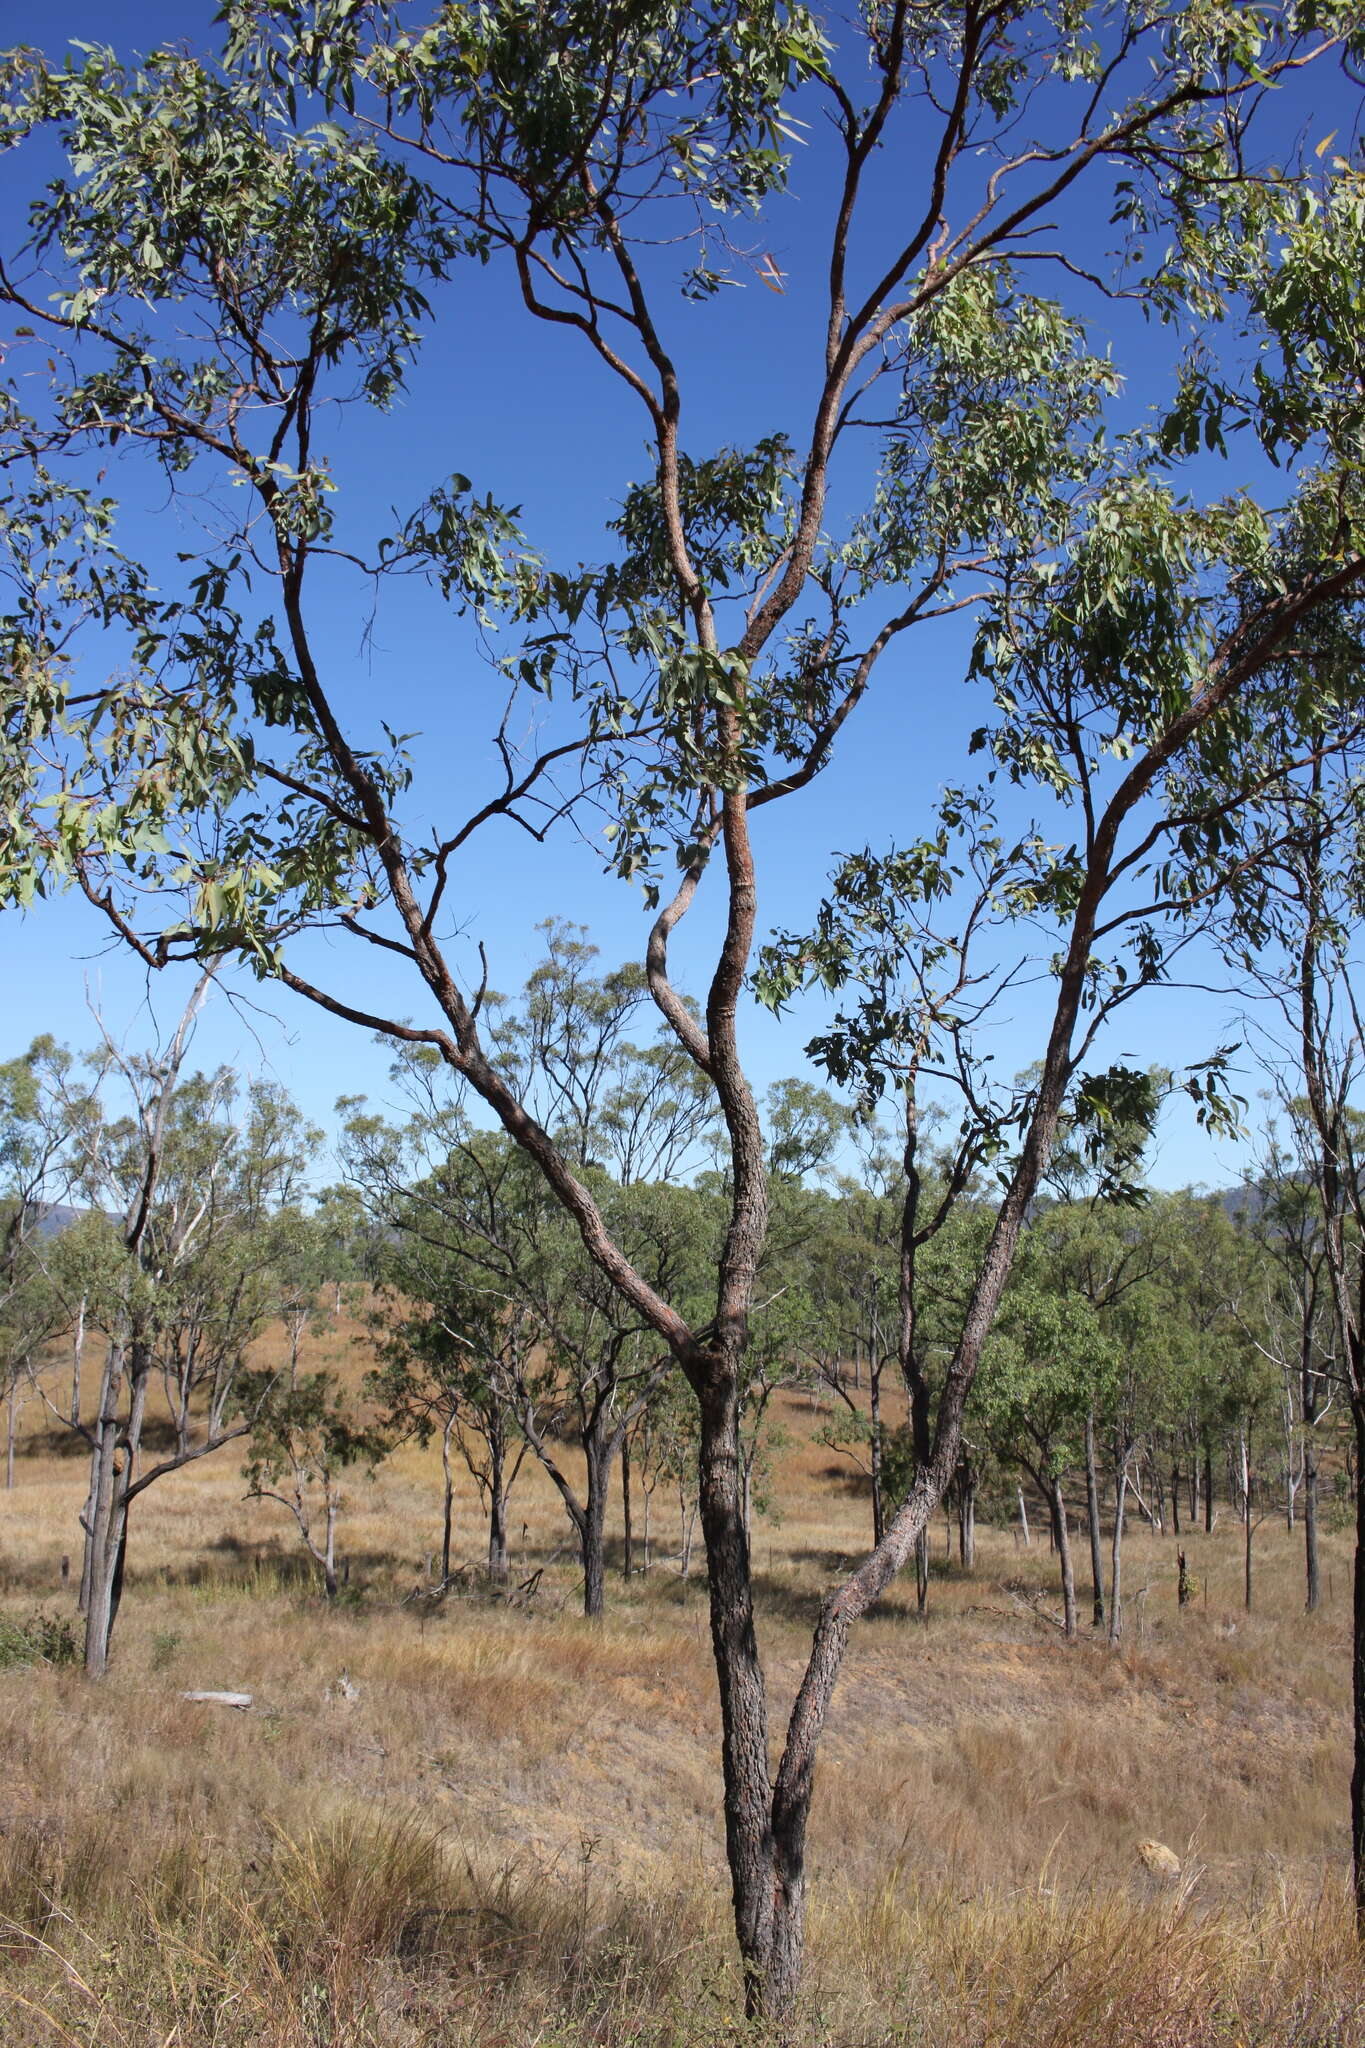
[1305,1434,1321,1612]
[1107,1460,1129,1648]
[695,1372,773,2013]
[583,1444,609,1620]
[440,1410,456,1583]
[487,1425,510,1581]
[1085,1411,1105,1628]
[1354,1395,1365,1938]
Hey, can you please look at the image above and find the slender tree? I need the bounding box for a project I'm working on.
[3,4,1365,2012]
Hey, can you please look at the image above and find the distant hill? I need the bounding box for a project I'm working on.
[31,1203,95,1240]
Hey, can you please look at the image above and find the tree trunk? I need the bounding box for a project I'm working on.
[622,1432,634,1580]
[696,1376,773,2014]
[485,1426,509,1581]
[323,1495,339,1599]
[1203,1439,1214,1534]
[1085,1411,1105,1628]
[1107,1460,1129,1647]
[488,1471,509,1582]
[440,1409,456,1583]
[582,1442,609,1620]
[679,1486,696,1579]
[869,1368,884,1546]
[959,1456,976,1571]
[1049,1479,1077,1640]
[5,1379,17,1491]
[1170,1460,1181,1538]
[915,1528,929,1613]
[1017,1483,1031,1547]
[84,1336,142,1676]
[70,1295,87,1428]
[1241,1429,1253,1613]
[1305,1432,1321,1613]
[1352,1394,1365,1937]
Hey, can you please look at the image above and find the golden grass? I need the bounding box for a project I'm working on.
[0,1316,1361,2042]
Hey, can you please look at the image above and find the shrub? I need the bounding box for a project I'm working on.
[0,1609,80,1669]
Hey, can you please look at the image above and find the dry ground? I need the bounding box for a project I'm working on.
[0,1311,1360,2045]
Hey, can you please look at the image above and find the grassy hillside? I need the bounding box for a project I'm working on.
[0,1311,1361,2045]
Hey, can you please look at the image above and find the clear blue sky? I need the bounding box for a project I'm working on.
[3,2,1360,1190]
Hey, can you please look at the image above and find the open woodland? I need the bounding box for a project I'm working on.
[1,1299,1364,2048]
[5,0,1365,2037]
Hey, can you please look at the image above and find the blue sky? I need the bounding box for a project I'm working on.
[2,2,1361,1191]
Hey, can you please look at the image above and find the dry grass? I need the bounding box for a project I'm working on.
[0,1316,1361,2043]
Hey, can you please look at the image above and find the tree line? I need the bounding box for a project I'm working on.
[4,924,1356,1677]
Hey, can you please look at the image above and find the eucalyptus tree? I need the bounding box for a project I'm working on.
[1209,750,1365,1916]
[11,988,322,1671]
[345,928,718,1614]
[241,1366,385,1598]
[366,1248,533,1584]
[0,1038,87,1299]
[0,1037,91,1465]
[1033,1171,1205,1631]
[1239,1118,1340,1602]
[978,1254,1114,1637]
[3,0,1365,2014]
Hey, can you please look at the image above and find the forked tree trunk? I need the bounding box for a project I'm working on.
[80,1336,122,1617]
[1085,1411,1105,1627]
[695,807,1161,2015]
[84,1335,149,1677]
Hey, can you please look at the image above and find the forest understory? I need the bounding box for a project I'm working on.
[0,1320,1359,2048]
